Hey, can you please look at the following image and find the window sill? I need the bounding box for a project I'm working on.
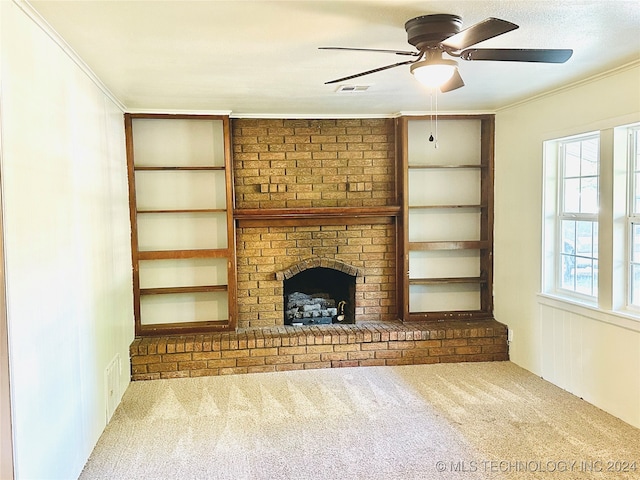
[537,293,640,333]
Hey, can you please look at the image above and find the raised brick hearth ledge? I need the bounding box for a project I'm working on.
[130,319,509,381]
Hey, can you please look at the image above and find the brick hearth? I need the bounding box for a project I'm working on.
[130,319,508,380]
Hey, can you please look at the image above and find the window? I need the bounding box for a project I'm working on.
[557,135,600,298]
[543,122,640,320]
[628,127,640,307]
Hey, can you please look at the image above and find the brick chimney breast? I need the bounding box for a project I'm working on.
[233,118,397,329]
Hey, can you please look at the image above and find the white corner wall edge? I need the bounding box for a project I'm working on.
[0,4,15,477]
[15,0,125,113]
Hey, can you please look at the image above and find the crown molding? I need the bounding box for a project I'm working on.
[125,108,233,116]
[16,0,126,112]
[498,60,640,112]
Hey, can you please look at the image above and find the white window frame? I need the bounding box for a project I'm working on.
[543,132,600,303]
[626,125,640,311]
[543,121,640,325]
[556,135,600,300]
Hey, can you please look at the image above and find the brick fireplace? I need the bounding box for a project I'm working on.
[235,223,397,328]
[129,117,510,380]
[280,258,359,325]
[232,118,399,329]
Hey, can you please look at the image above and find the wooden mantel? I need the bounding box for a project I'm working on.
[234,206,401,227]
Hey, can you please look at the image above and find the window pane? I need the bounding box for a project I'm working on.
[575,257,594,295]
[552,134,599,300]
[561,220,576,253]
[580,177,598,214]
[581,139,599,176]
[559,219,597,296]
[563,178,580,213]
[633,224,640,263]
[634,173,640,214]
[561,254,575,290]
[631,264,640,306]
[576,221,593,257]
[561,136,599,215]
[630,131,640,308]
[576,222,597,257]
[564,143,581,177]
[635,131,640,170]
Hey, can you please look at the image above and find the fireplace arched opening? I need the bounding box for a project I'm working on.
[283,267,356,326]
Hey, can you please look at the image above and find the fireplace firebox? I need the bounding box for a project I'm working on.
[283,267,355,325]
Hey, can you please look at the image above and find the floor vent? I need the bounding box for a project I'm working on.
[105,354,121,422]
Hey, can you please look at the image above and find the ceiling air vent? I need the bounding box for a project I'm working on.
[336,85,370,93]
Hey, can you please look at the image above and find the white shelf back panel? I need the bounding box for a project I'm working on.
[132,118,225,167]
[409,284,480,312]
[409,209,480,242]
[409,250,480,279]
[407,119,481,166]
[137,212,228,250]
[408,169,480,206]
[135,170,226,210]
[140,291,229,324]
[139,258,228,289]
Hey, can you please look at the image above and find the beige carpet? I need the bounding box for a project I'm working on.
[80,362,640,479]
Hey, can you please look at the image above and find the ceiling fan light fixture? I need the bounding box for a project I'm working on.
[410,58,458,87]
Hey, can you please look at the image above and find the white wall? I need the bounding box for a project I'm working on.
[494,63,640,428]
[0,3,15,478]
[0,2,134,479]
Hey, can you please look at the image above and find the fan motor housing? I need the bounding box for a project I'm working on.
[405,14,462,50]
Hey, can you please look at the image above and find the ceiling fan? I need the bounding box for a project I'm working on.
[319,14,573,92]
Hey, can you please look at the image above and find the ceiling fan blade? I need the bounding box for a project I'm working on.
[319,47,419,57]
[461,48,573,63]
[441,17,518,51]
[324,59,417,85]
[440,69,465,93]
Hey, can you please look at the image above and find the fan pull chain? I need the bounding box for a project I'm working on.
[434,88,439,149]
[429,90,434,143]
[428,88,439,148]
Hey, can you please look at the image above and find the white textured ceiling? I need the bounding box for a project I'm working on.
[27,0,640,116]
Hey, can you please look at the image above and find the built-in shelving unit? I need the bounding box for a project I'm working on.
[397,115,494,321]
[125,114,237,335]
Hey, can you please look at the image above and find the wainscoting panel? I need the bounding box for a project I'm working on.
[538,297,640,427]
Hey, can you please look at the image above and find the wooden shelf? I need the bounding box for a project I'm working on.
[134,166,225,171]
[409,241,490,251]
[126,113,237,336]
[137,320,232,336]
[138,248,229,260]
[408,204,484,209]
[409,276,485,285]
[406,311,494,321]
[140,285,228,295]
[408,164,485,169]
[397,114,495,321]
[235,206,401,227]
[235,206,401,219]
[137,208,227,214]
